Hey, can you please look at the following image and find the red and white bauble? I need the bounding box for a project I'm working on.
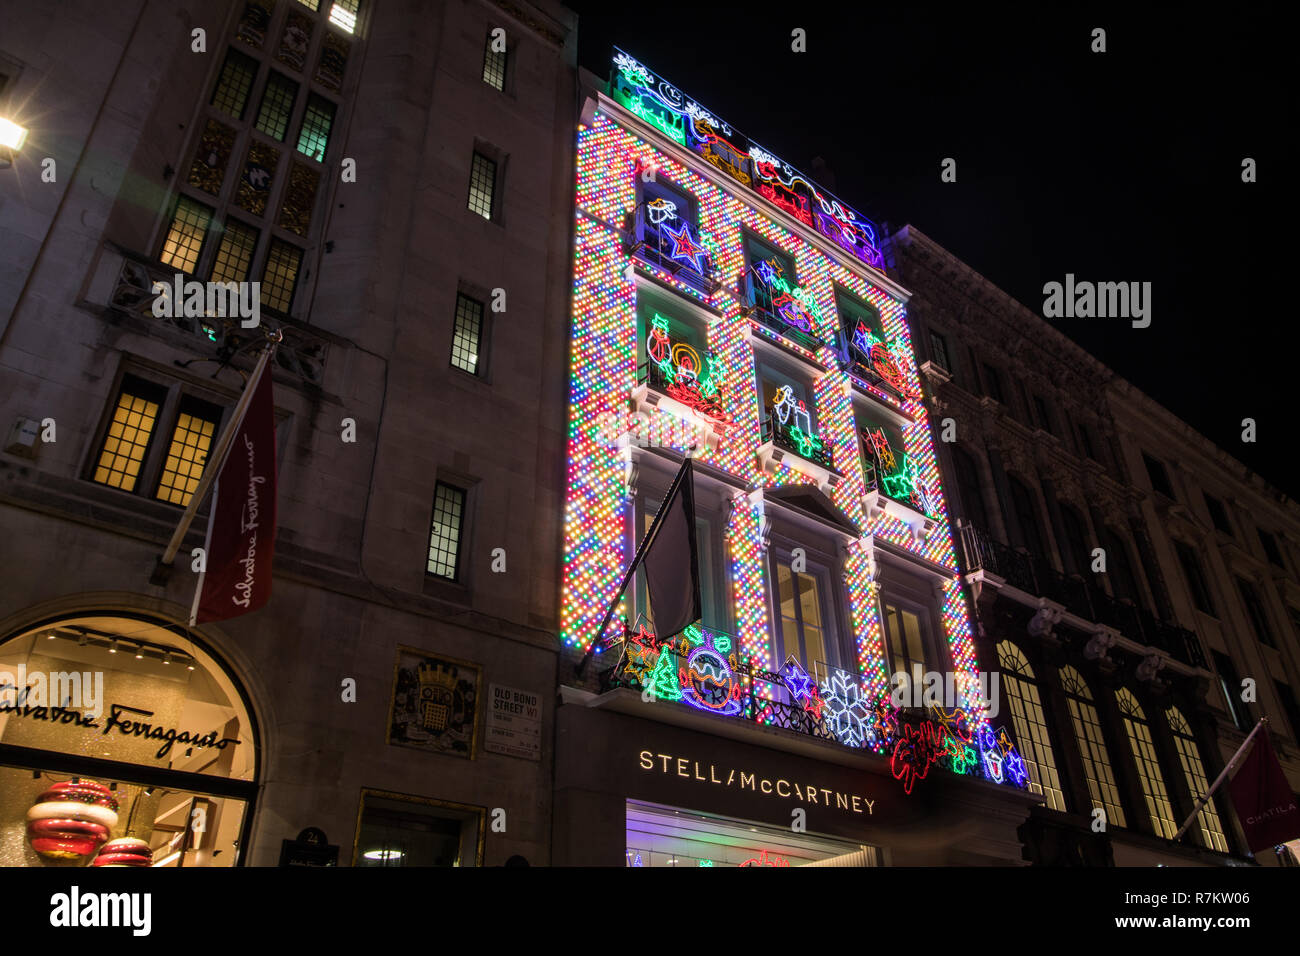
[92,837,153,867]
[26,779,119,860]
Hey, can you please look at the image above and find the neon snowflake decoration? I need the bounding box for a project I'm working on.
[821,667,872,748]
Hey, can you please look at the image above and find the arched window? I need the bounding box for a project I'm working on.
[996,641,1066,811]
[1116,688,1176,838]
[1059,666,1126,827]
[1166,706,1229,852]
[1007,475,1046,557]
[949,446,989,531]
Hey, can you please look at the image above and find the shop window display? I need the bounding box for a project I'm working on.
[0,615,256,867]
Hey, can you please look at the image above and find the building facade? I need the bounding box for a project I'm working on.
[890,224,1300,865]
[0,0,576,867]
[553,53,1037,867]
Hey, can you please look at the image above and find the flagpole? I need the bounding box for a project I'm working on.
[154,333,281,575]
[1173,716,1268,842]
[574,456,693,677]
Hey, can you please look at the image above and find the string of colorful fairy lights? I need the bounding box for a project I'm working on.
[563,102,1016,792]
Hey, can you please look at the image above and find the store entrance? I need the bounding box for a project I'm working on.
[625,800,879,867]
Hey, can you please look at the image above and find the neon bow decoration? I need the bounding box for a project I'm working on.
[646,314,733,436]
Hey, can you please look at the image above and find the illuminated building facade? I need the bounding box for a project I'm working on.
[553,52,1036,866]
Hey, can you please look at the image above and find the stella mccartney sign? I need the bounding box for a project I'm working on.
[639,750,877,815]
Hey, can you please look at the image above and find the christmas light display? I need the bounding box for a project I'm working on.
[645,315,733,436]
[610,48,883,270]
[680,623,744,715]
[564,79,1008,792]
[740,849,791,867]
[820,667,873,748]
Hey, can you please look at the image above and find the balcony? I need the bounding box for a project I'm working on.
[741,272,826,353]
[957,523,1207,669]
[758,407,840,492]
[861,453,938,541]
[630,353,732,449]
[627,202,718,296]
[86,242,329,386]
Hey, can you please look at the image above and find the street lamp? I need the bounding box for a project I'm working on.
[0,116,29,167]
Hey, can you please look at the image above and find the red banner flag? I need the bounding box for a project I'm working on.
[1228,730,1300,853]
[191,363,277,624]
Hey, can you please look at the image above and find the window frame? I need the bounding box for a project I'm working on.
[927,329,950,373]
[1059,665,1128,829]
[996,641,1067,812]
[467,148,501,222]
[1116,687,1178,839]
[426,480,469,583]
[766,543,844,679]
[481,26,508,92]
[1175,540,1217,616]
[86,370,232,508]
[450,290,488,378]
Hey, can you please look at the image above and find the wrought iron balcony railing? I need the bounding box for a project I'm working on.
[741,272,826,352]
[627,202,717,295]
[762,407,834,472]
[957,522,1207,668]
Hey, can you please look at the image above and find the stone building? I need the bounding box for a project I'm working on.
[0,0,575,867]
[890,224,1300,865]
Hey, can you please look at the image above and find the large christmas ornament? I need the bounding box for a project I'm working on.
[92,837,153,867]
[26,779,119,860]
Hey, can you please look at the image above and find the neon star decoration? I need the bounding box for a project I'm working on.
[663,220,708,273]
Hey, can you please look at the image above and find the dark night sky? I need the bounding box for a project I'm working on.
[564,3,1292,498]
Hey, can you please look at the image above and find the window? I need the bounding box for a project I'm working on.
[1075,418,1096,461]
[155,397,221,506]
[1143,452,1174,498]
[1032,395,1055,435]
[981,363,1004,404]
[927,330,950,372]
[427,482,467,581]
[881,600,928,685]
[1101,528,1141,604]
[772,556,833,674]
[636,499,720,633]
[1060,666,1126,827]
[1258,529,1286,569]
[1058,503,1091,576]
[1202,494,1232,536]
[159,195,213,273]
[467,151,496,219]
[1116,688,1177,838]
[91,377,229,506]
[633,178,712,291]
[296,94,336,162]
[949,446,988,530]
[254,72,298,140]
[482,29,507,91]
[996,642,1066,812]
[260,237,303,312]
[1006,475,1046,557]
[758,367,815,430]
[1274,681,1300,746]
[328,0,360,34]
[1237,578,1275,648]
[1166,707,1228,853]
[210,219,260,284]
[450,293,484,375]
[1212,650,1247,730]
[92,381,165,492]
[1175,541,1216,615]
[210,48,258,120]
[744,234,796,283]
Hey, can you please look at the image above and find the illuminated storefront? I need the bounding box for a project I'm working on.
[0,613,258,867]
